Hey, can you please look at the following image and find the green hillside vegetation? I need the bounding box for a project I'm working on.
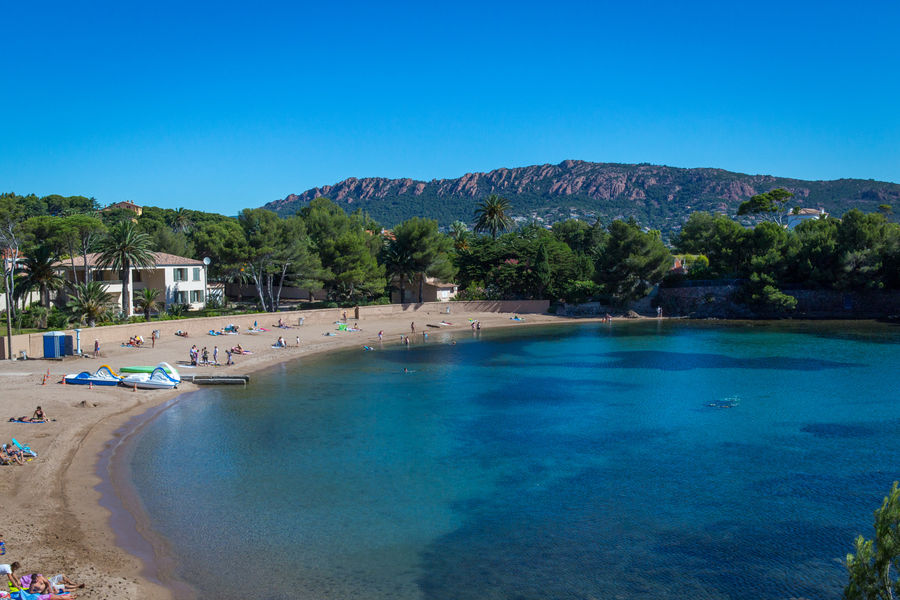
[2,189,899,334]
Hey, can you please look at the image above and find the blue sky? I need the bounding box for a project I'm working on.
[2,1,898,215]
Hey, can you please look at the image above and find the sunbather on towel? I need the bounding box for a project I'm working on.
[1,564,75,599]
[26,571,84,595]
[13,406,47,423]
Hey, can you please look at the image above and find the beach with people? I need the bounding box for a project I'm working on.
[0,307,609,600]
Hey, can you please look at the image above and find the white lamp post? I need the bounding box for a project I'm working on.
[203,257,211,308]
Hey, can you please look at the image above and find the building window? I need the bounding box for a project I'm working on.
[193,267,201,281]
[133,270,142,282]
[173,268,187,282]
[177,291,189,304]
[190,290,204,303]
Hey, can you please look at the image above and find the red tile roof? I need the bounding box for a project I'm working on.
[54,252,204,268]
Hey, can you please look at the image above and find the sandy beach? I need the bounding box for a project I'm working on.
[0,308,607,600]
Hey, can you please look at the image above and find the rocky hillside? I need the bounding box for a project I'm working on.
[263,160,900,235]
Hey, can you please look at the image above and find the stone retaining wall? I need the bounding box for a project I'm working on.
[0,300,549,360]
[657,285,900,319]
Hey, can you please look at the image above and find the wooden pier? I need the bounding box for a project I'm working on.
[181,374,250,385]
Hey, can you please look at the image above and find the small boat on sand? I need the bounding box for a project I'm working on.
[120,362,179,377]
[63,365,122,386]
[121,366,180,390]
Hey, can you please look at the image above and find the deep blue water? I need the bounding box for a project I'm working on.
[124,321,900,599]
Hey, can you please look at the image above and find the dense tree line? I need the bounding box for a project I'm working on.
[2,189,898,331]
[673,207,900,312]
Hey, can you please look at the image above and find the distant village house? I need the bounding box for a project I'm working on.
[102,201,143,217]
[786,208,828,230]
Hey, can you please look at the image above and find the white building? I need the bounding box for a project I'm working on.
[786,208,828,230]
[57,252,208,316]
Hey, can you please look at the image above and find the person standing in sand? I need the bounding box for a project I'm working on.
[213,346,219,365]
[410,322,415,334]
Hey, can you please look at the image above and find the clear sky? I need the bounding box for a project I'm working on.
[2,1,899,215]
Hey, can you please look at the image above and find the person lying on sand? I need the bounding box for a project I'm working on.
[10,406,48,423]
[1,564,77,599]
[25,571,84,594]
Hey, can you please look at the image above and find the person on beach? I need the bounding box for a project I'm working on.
[202,347,209,365]
[13,407,46,423]
[226,348,234,365]
[25,571,84,595]
[93,339,100,357]
[213,346,219,365]
[2,564,75,599]
[151,330,157,348]
[1,443,24,466]
[378,330,383,341]
[410,322,415,333]
[296,336,300,347]
[0,445,23,466]
[656,306,662,318]
[0,562,17,589]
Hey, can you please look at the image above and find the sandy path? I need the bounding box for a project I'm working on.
[0,309,615,599]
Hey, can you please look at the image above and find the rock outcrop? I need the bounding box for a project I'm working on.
[263,160,900,236]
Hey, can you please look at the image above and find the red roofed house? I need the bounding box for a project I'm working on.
[102,201,143,217]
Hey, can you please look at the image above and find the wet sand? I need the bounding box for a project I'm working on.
[0,309,611,599]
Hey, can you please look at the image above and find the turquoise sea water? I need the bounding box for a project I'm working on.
[123,321,900,599]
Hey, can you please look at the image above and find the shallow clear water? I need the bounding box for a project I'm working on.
[125,321,900,599]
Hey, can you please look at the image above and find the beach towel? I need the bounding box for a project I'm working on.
[8,419,48,424]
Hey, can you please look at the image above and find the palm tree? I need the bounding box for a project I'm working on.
[171,208,192,233]
[473,194,513,239]
[449,220,471,251]
[135,287,162,321]
[381,241,415,304]
[96,221,156,316]
[67,281,114,327]
[18,246,65,309]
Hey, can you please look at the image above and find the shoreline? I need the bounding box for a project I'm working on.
[0,308,602,600]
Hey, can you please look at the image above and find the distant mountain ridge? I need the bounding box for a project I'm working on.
[263,160,900,235]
